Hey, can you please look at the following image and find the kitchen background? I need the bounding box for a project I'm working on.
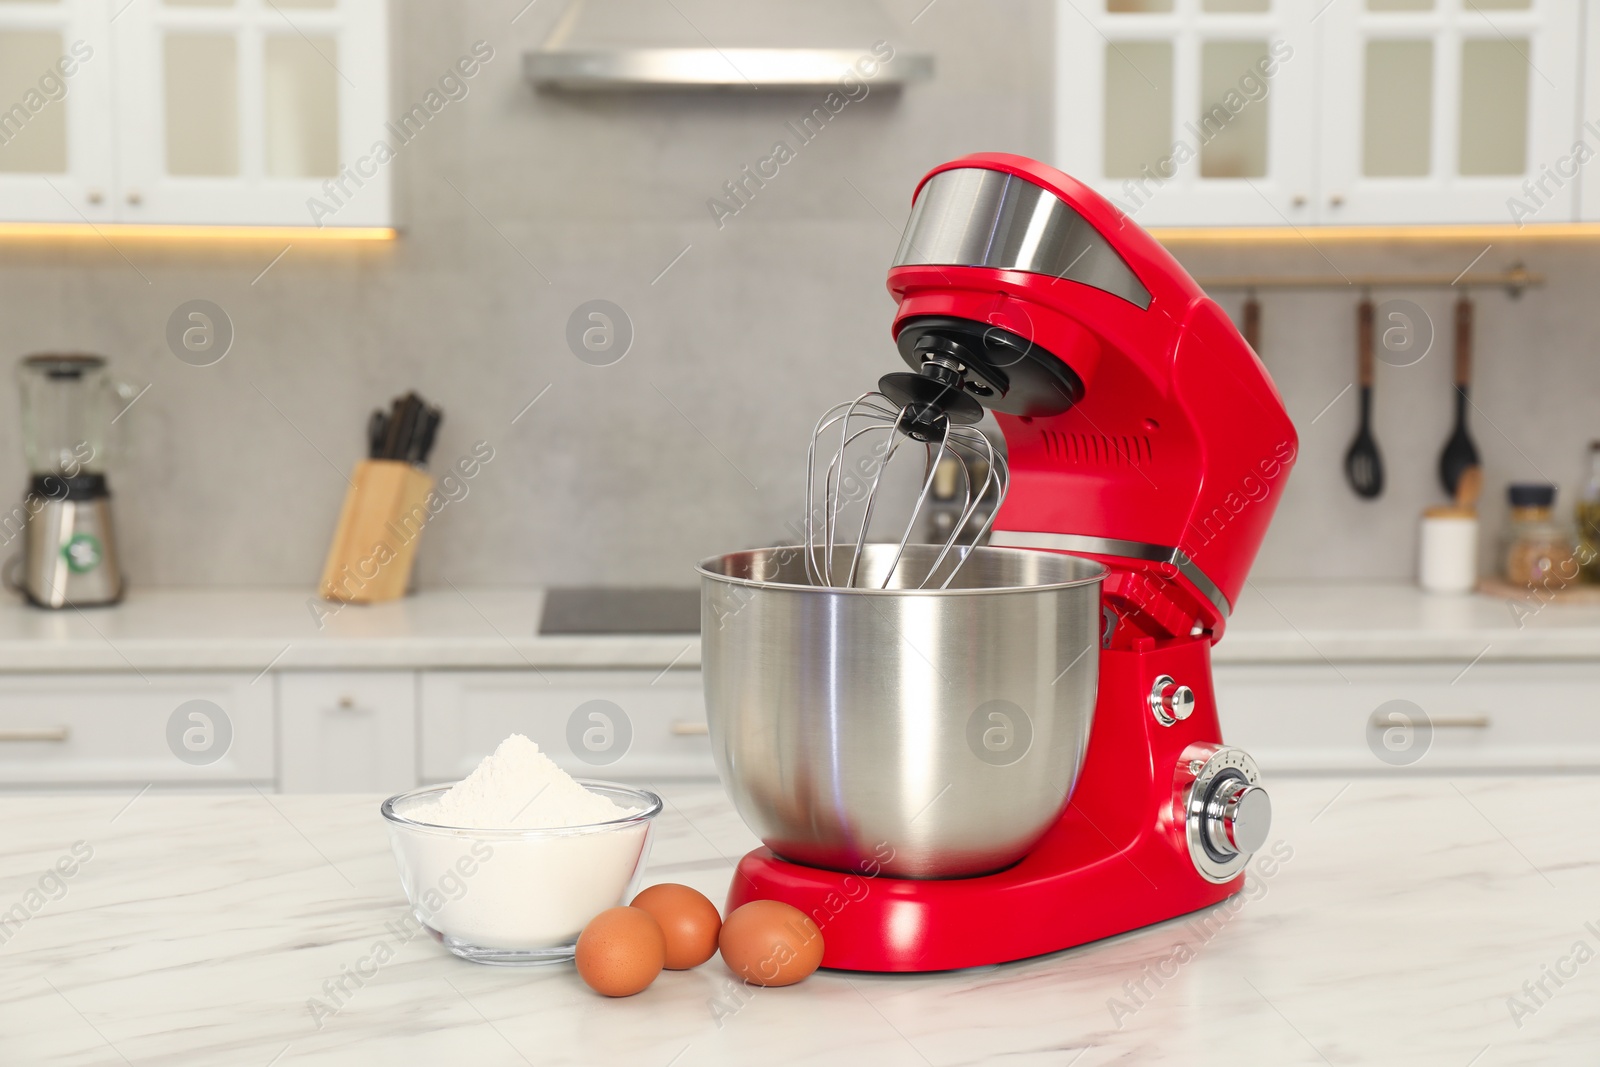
[1,0,1593,590]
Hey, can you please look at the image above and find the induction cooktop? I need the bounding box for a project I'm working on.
[537,587,700,635]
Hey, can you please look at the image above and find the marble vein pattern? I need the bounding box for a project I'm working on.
[0,779,1597,1065]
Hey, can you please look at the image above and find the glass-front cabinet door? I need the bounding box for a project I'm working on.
[111,0,388,226]
[1319,0,1580,225]
[1055,0,1317,227]
[0,0,113,222]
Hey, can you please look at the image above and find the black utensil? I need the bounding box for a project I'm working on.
[366,409,387,459]
[1241,292,1261,354]
[411,406,442,466]
[390,394,423,462]
[1344,297,1384,499]
[379,395,405,458]
[385,393,423,459]
[1438,295,1481,498]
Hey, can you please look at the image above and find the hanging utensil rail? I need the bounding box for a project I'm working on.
[1197,264,1543,299]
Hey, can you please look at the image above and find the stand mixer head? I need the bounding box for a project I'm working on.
[885,154,1298,639]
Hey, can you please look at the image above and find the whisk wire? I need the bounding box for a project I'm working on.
[877,422,950,589]
[803,389,1008,591]
[927,426,1008,589]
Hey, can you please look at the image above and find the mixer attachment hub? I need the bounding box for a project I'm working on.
[894,315,1083,419]
[877,369,983,443]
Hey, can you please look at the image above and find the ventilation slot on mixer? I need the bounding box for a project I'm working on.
[1041,432,1152,467]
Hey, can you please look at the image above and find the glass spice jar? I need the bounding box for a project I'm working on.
[1578,441,1600,584]
[1503,483,1579,588]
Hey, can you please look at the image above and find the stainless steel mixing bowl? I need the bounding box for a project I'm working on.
[698,544,1105,878]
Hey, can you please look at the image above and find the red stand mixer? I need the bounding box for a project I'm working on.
[700,154,1297,972]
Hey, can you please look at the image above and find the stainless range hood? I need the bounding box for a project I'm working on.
[523,0,934,91]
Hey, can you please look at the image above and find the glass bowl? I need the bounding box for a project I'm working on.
[381,781,662,965]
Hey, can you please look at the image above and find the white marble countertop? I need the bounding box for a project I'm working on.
[0,587,695,673]
[0,581,1594,673]
[2,779,1596,1065]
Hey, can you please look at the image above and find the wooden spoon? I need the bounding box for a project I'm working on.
[1455,464,1482,511]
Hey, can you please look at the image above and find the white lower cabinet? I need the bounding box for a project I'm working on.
[0,672,273,786]
[278,672,416,794]
[4,657,1593,791]
[419,669,713,784]
[1215,662,1600,775]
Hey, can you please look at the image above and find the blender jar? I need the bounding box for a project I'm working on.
[17,353,114,483]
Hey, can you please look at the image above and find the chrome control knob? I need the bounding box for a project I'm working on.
[1204,780,1271,858]
[1149,674,1195,726]
[1175,744,1267,883]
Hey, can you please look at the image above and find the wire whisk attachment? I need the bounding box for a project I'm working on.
[803,391,1008,589]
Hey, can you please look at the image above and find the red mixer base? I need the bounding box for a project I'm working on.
[726,638,1247,972]
[728,820,1240,973]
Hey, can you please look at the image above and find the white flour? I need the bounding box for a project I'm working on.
[388,734,654,954]
[411,734,637,829]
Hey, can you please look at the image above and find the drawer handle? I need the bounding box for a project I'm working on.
[1371,713,1490,731]
[670,720,709,736]
[0,727,71,742]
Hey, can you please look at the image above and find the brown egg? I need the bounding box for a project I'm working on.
[574,906,665,997]
[631,883,722,970]
[718,900,825,987]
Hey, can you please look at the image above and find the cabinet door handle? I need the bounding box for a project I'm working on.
[669,720,709,736]
[1370,712,1490,730]
[337,695,357,710]
[0,727,71,742]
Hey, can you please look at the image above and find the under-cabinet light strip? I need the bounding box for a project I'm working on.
[1150,223,1600,243]
[0,223,396,242]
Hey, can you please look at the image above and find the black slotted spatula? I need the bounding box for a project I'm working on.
[1438,295,1481,498]
[1344,297,1384,499]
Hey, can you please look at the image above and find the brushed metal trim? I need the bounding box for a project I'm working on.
[1371,711,1491,730]
[524,49,934,90]
[892,168,1152,308]
[988,530,1231,619]
[697,543,1106,596]
[0,727,71,742]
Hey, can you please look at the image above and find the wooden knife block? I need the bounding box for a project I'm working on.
[319,460,435,603]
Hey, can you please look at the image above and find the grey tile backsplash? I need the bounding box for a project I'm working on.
[0,1,1593,589]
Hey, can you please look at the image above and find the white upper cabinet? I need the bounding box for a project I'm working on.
[0,0,388,228]
[1319,0,1579,225]
[1057,0,1585,227]
[1584,7,1600,220]
[1057,0,1317,227]
[0,0,115,222]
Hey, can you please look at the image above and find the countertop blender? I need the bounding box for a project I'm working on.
[699,154,1297,971]
[15,353,125,608]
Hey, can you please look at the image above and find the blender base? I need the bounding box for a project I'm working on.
[725,638,1250,972]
